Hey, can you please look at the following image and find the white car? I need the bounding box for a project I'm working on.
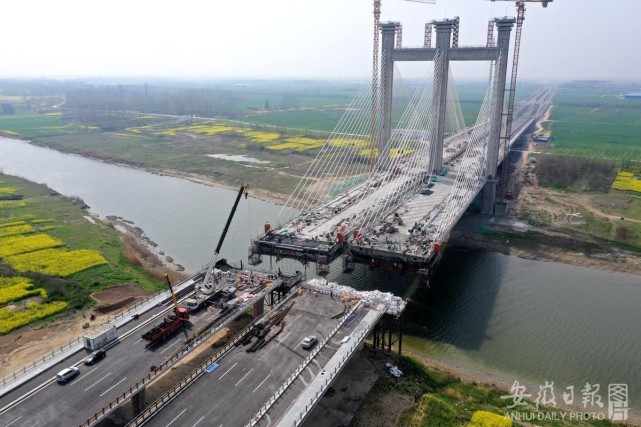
[56,366,80,383]
[301,335,317,350]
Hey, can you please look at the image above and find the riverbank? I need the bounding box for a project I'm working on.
[449,214,641,276]
[0,174,176,376]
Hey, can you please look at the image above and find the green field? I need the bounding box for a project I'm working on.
[0,174,161,333]
[0,114,83,139]
[545,85,641,159]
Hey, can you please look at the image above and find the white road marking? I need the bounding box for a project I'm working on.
[99,377,127,397]
[235,368,254,387]
[165,408,187,427]
[5,416,23,426]
[84,372,112,391]
[206,312,219,321]
[75,367,99,382]
[132,338,143,345]
[160,340,180,354]
[192,416,205,427]
[278,331,292,343]
[252,373,272,393]
[218,362,238,380]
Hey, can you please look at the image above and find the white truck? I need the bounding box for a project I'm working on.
[183,268,226,311]
[83,324,118,350]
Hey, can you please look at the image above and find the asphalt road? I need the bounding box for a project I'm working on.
[145,293,367,427]
[0,299,227,427]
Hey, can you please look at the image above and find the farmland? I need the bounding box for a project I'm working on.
[543,84,641,159]
[0,174,160,334]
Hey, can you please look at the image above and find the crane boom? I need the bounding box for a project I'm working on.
[199,184,247,293]
[491,0,553,199]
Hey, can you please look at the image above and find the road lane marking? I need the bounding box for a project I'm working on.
[132,338,143,345]
[278,331,292,343]
[0,378,55,415]
[99,377,127,397]
[160,340,180,354]
[206,312,219,321]
[84,372,112,391]
[4,416,23,426]
[165,408,187,427]
[75,367,99,382]
[252,373,272,393]
[235,368,254,387]
[192,416,205,427]
[218,362,238,380]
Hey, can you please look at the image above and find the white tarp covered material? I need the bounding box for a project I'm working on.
[303,278,406,315]
[385,362,403,378]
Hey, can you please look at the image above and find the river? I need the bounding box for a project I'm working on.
[1,136,640,409]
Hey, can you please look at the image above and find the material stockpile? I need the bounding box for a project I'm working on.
[303,278,405,315]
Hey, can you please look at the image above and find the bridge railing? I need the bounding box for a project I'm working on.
[244,300,364,427]
[0,286,179,397]
[119,286,302,427]
[271,309,382,427]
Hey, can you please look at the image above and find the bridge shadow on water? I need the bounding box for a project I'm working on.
[271,248,506,352]
[313,248,507,352]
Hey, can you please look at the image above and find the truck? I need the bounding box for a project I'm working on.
[141,275,190,344]
[83,324,118,351]
[182,268,224,312]
[141,307,189,343]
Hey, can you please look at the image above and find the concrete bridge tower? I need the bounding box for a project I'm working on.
[378,17,515,214]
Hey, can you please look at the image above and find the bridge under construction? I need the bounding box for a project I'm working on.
[250,17,555,278]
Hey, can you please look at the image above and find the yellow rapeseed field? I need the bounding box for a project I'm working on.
[268,136,324,151]
[0,224,35,238]
[467,410,512,427]
[612,172,641,193]
[6,248,108,277]
[245,131,281,143]
[0,220,27,229]
[0,282,47,305]
[0,234,64,257]
[0,301,68,335]
[0,186,19,194]
[0,200,26,208]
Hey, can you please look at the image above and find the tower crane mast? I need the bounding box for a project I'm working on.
[492,0,552,199]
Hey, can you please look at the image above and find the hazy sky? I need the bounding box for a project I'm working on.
[1,0,639,81]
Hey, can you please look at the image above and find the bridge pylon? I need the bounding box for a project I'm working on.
[481,18,516,215]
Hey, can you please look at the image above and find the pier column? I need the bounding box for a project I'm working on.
[481,18,514,215]
[430,20,455,174]
[379,22,398,169]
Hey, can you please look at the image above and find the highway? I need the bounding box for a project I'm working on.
[0,269,289,427]
[0,299,205,427]
[139,292,369,427]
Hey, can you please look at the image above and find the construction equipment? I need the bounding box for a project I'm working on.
[141,275,190,343]
[197,184,248,296]
[491,0,553,200]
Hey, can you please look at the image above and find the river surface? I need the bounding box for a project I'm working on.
[1,136,640,409]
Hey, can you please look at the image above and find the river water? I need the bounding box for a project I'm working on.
[1,136,640,409]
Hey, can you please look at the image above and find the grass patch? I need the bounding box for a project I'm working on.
[351,354,619,427]
[0,173,166,333]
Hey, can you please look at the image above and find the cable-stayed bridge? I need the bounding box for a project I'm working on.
[250,18,555,279]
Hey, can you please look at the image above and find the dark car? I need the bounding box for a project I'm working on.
[84,349,106,365]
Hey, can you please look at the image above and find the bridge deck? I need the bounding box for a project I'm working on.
[140,289,391,427]
[253,88,555,271]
